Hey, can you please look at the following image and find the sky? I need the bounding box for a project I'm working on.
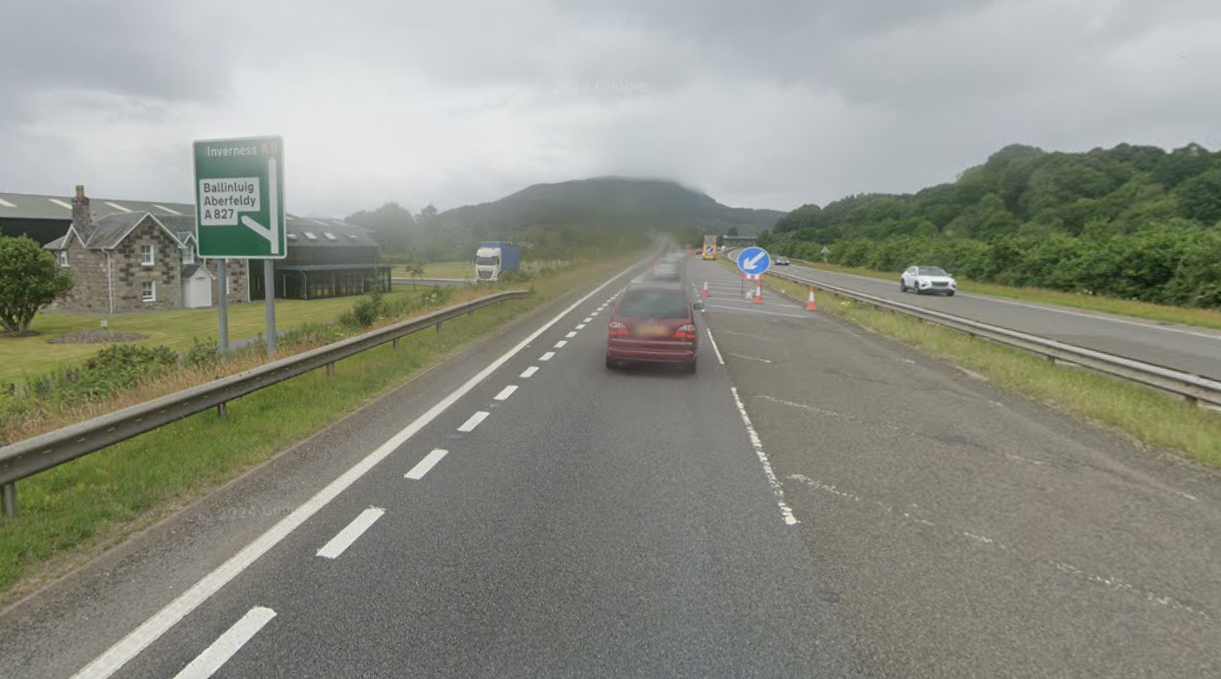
[2,0,1220,218]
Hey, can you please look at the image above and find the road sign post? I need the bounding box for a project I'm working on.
[821,245,830,263]
[217,259,229,361]
[194,136,286,358]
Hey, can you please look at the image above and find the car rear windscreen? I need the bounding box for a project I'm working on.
[617,290,689,319]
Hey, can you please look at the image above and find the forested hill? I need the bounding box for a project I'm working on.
[765,143,1221,307]
[347,177,782,261]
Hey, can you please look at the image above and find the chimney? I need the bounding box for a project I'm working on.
[71,185,91,231]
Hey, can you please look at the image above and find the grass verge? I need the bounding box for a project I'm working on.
[1,288,431,384]
[0,251,641,604]
[760,269,1221,469]
[786,259,1221,332]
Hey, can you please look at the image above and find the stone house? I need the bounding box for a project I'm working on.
[43,187,249,313]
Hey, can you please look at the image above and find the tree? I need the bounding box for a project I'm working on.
[726,226,739,237]
[408,261,426,288]
[0,235,74,334]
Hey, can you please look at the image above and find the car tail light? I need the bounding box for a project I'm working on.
[675,324,697,341]
[608,321,629,338]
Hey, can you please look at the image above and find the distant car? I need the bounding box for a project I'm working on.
[650,260,682,281]
[900,266,957,296]
[775,256,790,266]
[606,283,699,373]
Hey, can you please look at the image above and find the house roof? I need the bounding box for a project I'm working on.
[44,235,68,250]
[3,189,380,250]
[80,212,149,249]
[0,190,358,230]
[0,191,194,221]
[181,263,215,279]
[286,222,379,248]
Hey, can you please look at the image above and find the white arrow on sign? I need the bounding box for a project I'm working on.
[745,251,767,269]
[238,156,280,255]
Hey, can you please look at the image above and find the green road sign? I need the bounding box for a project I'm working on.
[193,136,286,259]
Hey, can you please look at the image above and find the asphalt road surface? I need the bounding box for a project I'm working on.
[770,261,1221,381]
[3,255,1219,678]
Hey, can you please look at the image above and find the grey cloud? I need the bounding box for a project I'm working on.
[3,0,1221,215]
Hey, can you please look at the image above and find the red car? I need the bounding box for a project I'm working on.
[605,283,700,373]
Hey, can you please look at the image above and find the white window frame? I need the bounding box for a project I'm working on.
[140,244,155,267]
[59,251,69,267]
[182,245,196,265]
[141,281,156,303]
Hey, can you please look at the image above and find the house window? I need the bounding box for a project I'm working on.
[182,245,195,265]
[303,231,317,241]
[141,281,156,302]
[324,232,337,241]
[140,244,155,266]
[59,251,69,267]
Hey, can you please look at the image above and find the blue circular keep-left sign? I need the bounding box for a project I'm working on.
[736,246,771,275]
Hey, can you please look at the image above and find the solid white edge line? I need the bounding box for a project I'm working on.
[171,607,276,679]
[554,340,568,348]
[316,507,384,559]
[540,351,555,361]
[68,258,641,679]
[405,449,449,480]
[706,329,725,365]
[566,331,578,338]
[457,411,490,432]
[520,366,539,378]
[730,387,798,526]
[493,385,518,401]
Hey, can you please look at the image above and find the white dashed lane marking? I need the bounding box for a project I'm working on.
[540,352,555,361]
[554,340,568,348]
[457,411,490,432]
[405,449,449,480]
[520,366,539,378]
[316,508,384,559]
[494,385,518,401]
[171,607,276,679]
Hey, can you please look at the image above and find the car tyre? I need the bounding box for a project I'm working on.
[605,356,618,370]
[946,291,955,297]
[899,281,907,292]
[683,359,697,375]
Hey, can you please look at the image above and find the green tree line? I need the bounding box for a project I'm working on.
[763,143,1221,307]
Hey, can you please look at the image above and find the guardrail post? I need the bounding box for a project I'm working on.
[2,482,16,519]
[326,363,335,377]
[436,321,443,332]
[217,402,227,421]
[393,338,400,351]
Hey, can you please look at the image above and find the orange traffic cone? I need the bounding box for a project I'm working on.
[753,283,763,304]
[806,288,817,311]
[701,281,710,297]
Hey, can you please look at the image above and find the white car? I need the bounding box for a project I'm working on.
[900,266,957,296]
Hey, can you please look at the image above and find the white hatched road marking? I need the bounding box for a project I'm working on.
[730,387,798,526]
